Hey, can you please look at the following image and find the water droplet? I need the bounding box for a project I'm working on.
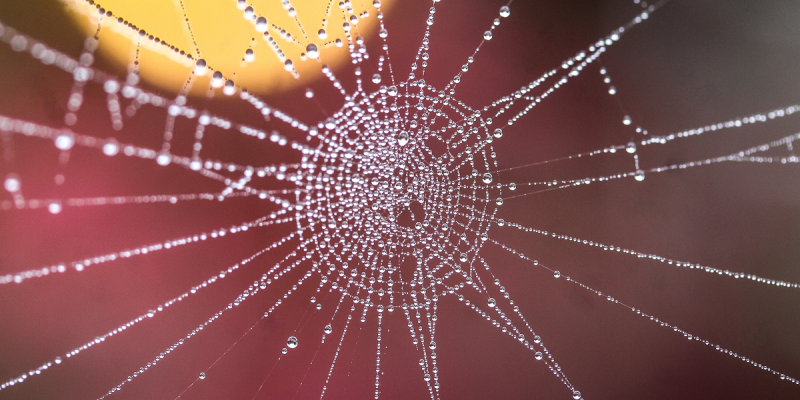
[255,16,268,32]
[608,86,617,95]
[48,201,62,214]
[634,170,645,181]
[428,341,437,350]
[194,59,207,76]
[54,133,74,151]
[305,88,314,98]
[147,309,156,317]
[245,48,255,62]
[573,391,582,400]
[509,182,517,191]
[103,140,119,156]
[496,197,504,205]
[54,357,62,364]
[287,336,298,349]
[281,347,288,354]
[306,44,319,59]
[324,324,333,334]
[4,174,21,193]
[372,73,381,84]
[198,372,205,380]
[397,131,409,146]
[379,29,388,38]
[156,152,171,166]
[493,128,503,138]
[626,142,636,154]
[223,80,236,96]
[496,218,505,227]
[623,115,632,125]
[535,351,543,360]
[488,298,496,308]
[459,253,468,262]
[423,373,431,382]
[317,29,327,40]
[482,173,493,184]
[553,271,561,278]
[499,6,510,17]
[483,31,493,40]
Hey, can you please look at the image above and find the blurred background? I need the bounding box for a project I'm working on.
[0,0,799,399]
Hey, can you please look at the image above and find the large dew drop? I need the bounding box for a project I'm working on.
[397,131,409,146]
[499,5,510,17]
[4,174,20,193]
[482,173,493,184]
[255,16,268,32]
[194,59,207,76]
[488,298,496,308]
[306,44,319,59]
[286,336,298,349]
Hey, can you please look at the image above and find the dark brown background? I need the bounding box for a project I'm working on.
[0,0,799,399]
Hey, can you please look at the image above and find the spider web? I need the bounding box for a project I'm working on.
[0,0,799,399]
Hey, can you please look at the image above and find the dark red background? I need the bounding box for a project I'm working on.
[1,0,799,399]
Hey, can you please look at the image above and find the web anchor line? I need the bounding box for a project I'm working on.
[490,237,800,387]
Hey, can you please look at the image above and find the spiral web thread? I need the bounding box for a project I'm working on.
[0,0,799,399]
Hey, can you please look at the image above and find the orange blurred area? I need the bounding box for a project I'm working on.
[66,0,392,96]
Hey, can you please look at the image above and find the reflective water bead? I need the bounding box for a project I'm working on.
[156,152,172,166]
[487,298,496,308]
[459,253,468,262]
[483,31,493,40]
[306,44,319,59]
[194,59,207,76]
[103,139,119,156]
[318,29,327,39]
[287,335,299,349]
[397,131,409,146]
[509,182,516,190]
[634,170,645,181]
[54,133,74,151]
[499,5,510,17]
[245,48,255,62]
[324,324,333,334]
[198,372,205,380]
[428,341,436,350]
[608,86,617,95]
[493,128,503,138]
[573,391,582,399]
[223,80,236,96]
[553,271,561,278]
[48,201,62,214]
[281,347,288,354]
[482,173,493,184]
[535,351,543,360]
[4,174,21,193]
[623,115,632,125]
[626,142,636,154]
[372,73,381,84]
[255,16,268,32]
[495,197,503,205]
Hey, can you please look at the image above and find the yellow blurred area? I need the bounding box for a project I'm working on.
[64,0,392,96]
